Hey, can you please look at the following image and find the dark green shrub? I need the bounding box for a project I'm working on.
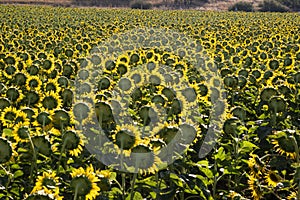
[228,1,254,12]
[277,0,300,11]
[130,0,152,9]
[259,0,291,12]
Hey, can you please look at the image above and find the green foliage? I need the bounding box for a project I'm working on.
[277,0,300,11]
[259,0,291,12]
[228,1,254,12]
[130,0,152,9]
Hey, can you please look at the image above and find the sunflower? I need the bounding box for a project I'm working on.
[0,137,13,164]
[264,170,281,187]
[247,153,265,176]
[12,122,32,143]
[21,106,38,123]
[3,65,17,80]
[97,76,113,91]
[0,106,19,128]
[153,121,181,144]
[43,78,61,93]
[33,109,54,130]
[130,144,162,174]
[62,128,85,157]
[70,164,100,200]
[116,60,129,76]
[117,77,134,95]
[111,124,142,156]
[40,91,62,110]
[26,75,42,91]
[147,70,165,87]
[103,59,116,74]
[31,171,62,200]
[53,109,73,130]
[128,69,145,86]
[72,102,93,126]
[272,131,297,159]
[248,174,262,200]
[23,90,41,107]
[95,169,113,192]
[5,86,24,103]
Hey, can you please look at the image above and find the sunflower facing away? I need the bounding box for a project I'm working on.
[70,164,100,200]
[31,170,63,200]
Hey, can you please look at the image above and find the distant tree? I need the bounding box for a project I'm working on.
[259,0,291,12]
[228,1,254,12]
[277,0,300,11]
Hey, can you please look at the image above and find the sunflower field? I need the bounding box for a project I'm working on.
[0,4,300,200]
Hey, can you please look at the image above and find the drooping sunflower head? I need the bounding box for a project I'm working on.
[31,171,61,198]
[73,102,93,125]
[26,75,42,91]
[12,122,32,143]
[264,170,281,187]
[62,129,85,157]
[43,78,61,93]
[33,108,54,130]
[70,164,100,200]
[1,106,19,128]
[272,131,297,159]
[130,144,161,174]
[112,124,141,155]
[32,135,53,156]
[0,137,13,164]
[40,91,62,111]
[248,174,263,200]
[5,86,23,103]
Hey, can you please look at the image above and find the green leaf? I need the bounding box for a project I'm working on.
[10,164,20,170]
[17,148,28,153]
[199,168,213,179]
[169,173,184,187]
[3,129,12,137]
[238,141,258,154]
[13,170,24,178]
[215,147,226,161]
[196,160,209,167]
[109,172,117,181]
[126,191,143,200]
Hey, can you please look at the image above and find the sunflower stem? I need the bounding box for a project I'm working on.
[57,134,68,174]
[290,135,300,163]
[27,129,37,184]
[73,184,79,200]
[121,173,126,200]
[155,172,159,199]
[130,173,137,200]
[290,135,300,199]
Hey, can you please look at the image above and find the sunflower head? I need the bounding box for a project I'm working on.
[265,170,281,187]
[0,137,13,164]
[272,131,297,159]
[13,122,32,143]
[130,144,161,174]
[40,91,62,110]
[62,129,85,157]
[31,171,60,195]
[70,165,100,199]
